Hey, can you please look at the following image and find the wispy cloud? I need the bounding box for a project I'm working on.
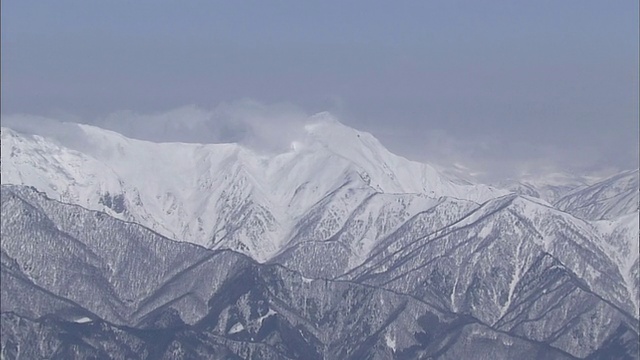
[3,101,315,155]
[373,125,627,183]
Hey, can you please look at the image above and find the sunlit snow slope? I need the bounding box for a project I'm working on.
[1,113,506,262]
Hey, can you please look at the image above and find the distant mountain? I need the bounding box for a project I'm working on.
[555,169,639,221]
[493,172,595,204]
[1,114,638,359]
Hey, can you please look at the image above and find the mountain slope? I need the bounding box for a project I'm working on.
[554,169,640,314]
[1,115,638,358]
[342,194,638,357]
[494,172,593,204]
[555,169,639,221]
[0,116,506,262]
[2,185,595,359]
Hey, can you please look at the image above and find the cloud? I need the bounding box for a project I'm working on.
[2,100,319,158]
[2,101,314,155]
[375,126,624,183]
[95,101,311,153]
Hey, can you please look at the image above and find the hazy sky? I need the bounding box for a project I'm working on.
[2,1,638,181]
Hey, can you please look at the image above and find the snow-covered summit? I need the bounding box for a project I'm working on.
[0,114,506,261]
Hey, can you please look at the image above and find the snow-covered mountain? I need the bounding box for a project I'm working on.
[555,169,639,221]
[1,113,638,358]
[2,185,637,359]
[1,114,506,263]
[493,172,595,204]
[555,169,640,317]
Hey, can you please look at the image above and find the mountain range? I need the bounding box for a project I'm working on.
[1,114,638,359]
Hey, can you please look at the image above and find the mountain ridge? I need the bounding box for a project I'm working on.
[1,114,638,359]
[1,116,507,263]
[2,184,637,358]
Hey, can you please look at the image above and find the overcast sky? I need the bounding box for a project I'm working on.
[1,1,638,181]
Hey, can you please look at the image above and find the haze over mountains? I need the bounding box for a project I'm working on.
[1,113,638,359]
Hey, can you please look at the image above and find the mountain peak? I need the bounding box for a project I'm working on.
[1,115,508,261]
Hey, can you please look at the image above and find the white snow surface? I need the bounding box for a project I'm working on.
[0,114,507,262]
[385,332,396,352]
[73,317,92,324]
[593,212,640,313]
[228,322,245,334]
